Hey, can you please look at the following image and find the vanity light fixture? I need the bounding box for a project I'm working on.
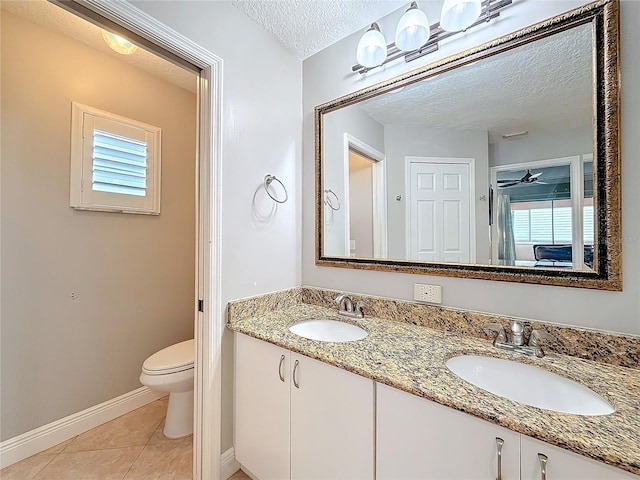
[356,23,388,68]
[101,29,138,55]
[440,0,482,32]
[353,0,513,74]
[395,2,431,52]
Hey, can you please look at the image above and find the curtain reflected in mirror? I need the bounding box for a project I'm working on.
[496,194,516,266]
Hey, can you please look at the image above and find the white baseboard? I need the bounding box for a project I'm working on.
[0,386,164,469]
[221,447,241,479]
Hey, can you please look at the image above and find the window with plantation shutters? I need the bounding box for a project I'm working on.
[92,129,147,196]
[70,102,161,214]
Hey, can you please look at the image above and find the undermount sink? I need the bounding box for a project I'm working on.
[289,319,368,343]
[446,355,614,416]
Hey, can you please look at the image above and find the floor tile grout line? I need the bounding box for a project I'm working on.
[56,443,155,454]
[29,453,59,480]
[56,435,77,455]
[120,444,148,480]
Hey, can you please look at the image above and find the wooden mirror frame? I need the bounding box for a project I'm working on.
[315,0,621,290]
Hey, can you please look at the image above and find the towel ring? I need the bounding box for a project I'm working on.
[264,174,288,204]
[324,189,340,211]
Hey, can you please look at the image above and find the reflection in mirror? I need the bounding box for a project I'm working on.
[322,23,594,269]
[492,157,593,270]
[316,0,621,290]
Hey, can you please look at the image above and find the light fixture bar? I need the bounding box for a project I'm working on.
[353,0,512,74]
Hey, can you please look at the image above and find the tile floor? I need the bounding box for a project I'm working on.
[1,397,202,480]
[228,470,251,480]
[1,397,252,479]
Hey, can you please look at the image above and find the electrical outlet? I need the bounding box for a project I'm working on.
[414,283,442,304]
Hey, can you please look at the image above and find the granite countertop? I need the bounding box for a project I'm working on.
[227,302,640,476]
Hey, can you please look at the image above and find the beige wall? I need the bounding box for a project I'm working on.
[1,12,197,440]
[349,152,374,258]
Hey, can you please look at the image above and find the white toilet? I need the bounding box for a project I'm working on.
[140,339,194,438]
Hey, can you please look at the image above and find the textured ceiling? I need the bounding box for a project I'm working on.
[230,0,408,59]
[354,23,593,141]
[1,0,198,93]
[5,0,408,87]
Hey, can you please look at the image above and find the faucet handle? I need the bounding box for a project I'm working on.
[354,301,368,318]
[529,329,555,347]
[334,293,347,304]
[485,323,507,343]
[529,329,556,357]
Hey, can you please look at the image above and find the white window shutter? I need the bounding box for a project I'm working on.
[70,102,161,215]
[92,129,148,196]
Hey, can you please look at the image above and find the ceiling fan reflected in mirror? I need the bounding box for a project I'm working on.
[498,169,546,188]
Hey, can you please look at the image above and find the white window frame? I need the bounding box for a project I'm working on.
[70,102,162,215]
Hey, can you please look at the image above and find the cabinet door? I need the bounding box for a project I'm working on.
[235,333,290,480]
[290,353,374,480]
[521,435,639,480]
[377,383,520,480]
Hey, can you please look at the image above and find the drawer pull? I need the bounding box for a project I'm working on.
[538,453,548,480]
[496,437,504,480]
[293,360,300,388]
[278,355,285,382]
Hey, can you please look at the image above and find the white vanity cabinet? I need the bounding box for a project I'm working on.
[376,383,521,480]
[377,383,639,480]
[234,333,375,480]
[235,333,290,480]
[521,435,639,480]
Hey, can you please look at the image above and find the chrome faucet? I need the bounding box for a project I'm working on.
[335,294,366,319]
[485,321,555,357]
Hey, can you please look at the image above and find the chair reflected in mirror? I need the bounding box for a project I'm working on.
[533,244,594,269]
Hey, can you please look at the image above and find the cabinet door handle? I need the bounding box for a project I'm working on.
[538,453,548,480]
[495,437,504,480]
[278,355,285,382]
[293,359,300,388]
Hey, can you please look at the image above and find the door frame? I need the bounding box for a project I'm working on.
[58,1,224,478]
[343,133,387,258]
[405,156,476,262]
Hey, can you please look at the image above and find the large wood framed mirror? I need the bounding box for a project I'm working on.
[315,0,621,290]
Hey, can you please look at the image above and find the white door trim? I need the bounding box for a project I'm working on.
[343,134,388,258]
[405,156,476,262]
[65,2,224,478]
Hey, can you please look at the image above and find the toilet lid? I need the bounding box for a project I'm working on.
[142,339,194,375]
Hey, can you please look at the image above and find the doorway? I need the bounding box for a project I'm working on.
[343,134,388,259]
[0,1,223,478]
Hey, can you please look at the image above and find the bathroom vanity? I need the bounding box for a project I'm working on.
[228,289,640,480]
[235,333,374,480]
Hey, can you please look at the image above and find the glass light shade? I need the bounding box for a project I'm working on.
[356,23,387,68]
[101,30,138,55]
[395,4,430,52]
[440,0,482,32]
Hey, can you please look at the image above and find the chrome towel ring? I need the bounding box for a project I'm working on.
[264,174,288,204]
[324,189,340,211]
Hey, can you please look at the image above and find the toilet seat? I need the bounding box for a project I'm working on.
[142,339,194,375]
